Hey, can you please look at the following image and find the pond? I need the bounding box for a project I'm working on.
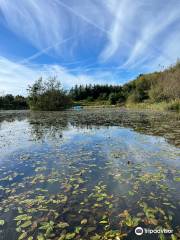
[0,109,180,240]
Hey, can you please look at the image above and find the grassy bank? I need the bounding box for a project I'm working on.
[125,100,180,111]
[70,62,180,111]
[74,99,180,112]
[74,100,110,107]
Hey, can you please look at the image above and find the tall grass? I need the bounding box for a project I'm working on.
[126,100,180,111]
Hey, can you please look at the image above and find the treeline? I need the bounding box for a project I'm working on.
[0,62,179,110]
[69,84,123,104]
[0,94,28,110]
[69,62,180,106]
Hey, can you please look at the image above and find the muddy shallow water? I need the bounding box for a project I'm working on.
[0,109,179,240]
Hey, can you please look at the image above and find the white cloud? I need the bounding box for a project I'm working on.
[0,57,117,95]
[0,0,180,87]
[100,0,180,68]
[123,2,180,67]
[0,57,38,95]
[144,31,180,71]
[0,0,109,57]
[100,0,141,61]
[0,0,68,52]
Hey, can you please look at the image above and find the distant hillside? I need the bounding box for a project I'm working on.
[124,61,180,104]
[70,62,180,110]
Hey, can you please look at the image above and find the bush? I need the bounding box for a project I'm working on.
[127,91,142,103]
[109,93,119,104]
[27,77,72,111]
[166,100,180,111]
[148,86,166,102]
[86,96,94,102]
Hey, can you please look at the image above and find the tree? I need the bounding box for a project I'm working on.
[0,94,28,110]
[27,77,72,111]
[109,93,118,104]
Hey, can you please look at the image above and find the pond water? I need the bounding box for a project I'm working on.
[0,109,180,240]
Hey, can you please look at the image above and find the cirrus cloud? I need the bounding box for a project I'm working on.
[0,0,180,94]
[0,57,120,95]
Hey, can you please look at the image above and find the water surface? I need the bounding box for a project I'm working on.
[0,109,179,240]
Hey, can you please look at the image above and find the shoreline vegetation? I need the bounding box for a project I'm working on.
[73,99,180,111]
[0,62,180,111]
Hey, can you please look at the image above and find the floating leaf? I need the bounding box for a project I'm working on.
[57,222,69,229]
[81,219,87,224]
[75,226,82,234]
[99,220,108,224]
[20,220,32,228]
[87,227,96,233]
[15,214,32,221]
[90,234,101,240]
[128,191,134,196]
[0,219,5,226]
[37,235,45,240]
[174,177,180,182]
[18,232,27,240]
[65,232,76,239]
[148,218,158,225]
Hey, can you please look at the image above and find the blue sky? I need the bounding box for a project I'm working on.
[0,0,180,95]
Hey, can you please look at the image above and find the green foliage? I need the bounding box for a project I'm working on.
[127,91,142,103]
[109,92,125,104]
[0,94,28,110]
[166,100,180,111]
[1,61,179,110]
[148,62,180,102]
[0,219,5,226]
[27,77,72,111]
[69,61,180,108]
[69,84,123,102]
[109,93,118,104]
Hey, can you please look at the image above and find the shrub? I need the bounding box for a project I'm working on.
[27,77,72,111]
[127,91,142,103]
[109,93,119,104]
[166,100,180,111]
